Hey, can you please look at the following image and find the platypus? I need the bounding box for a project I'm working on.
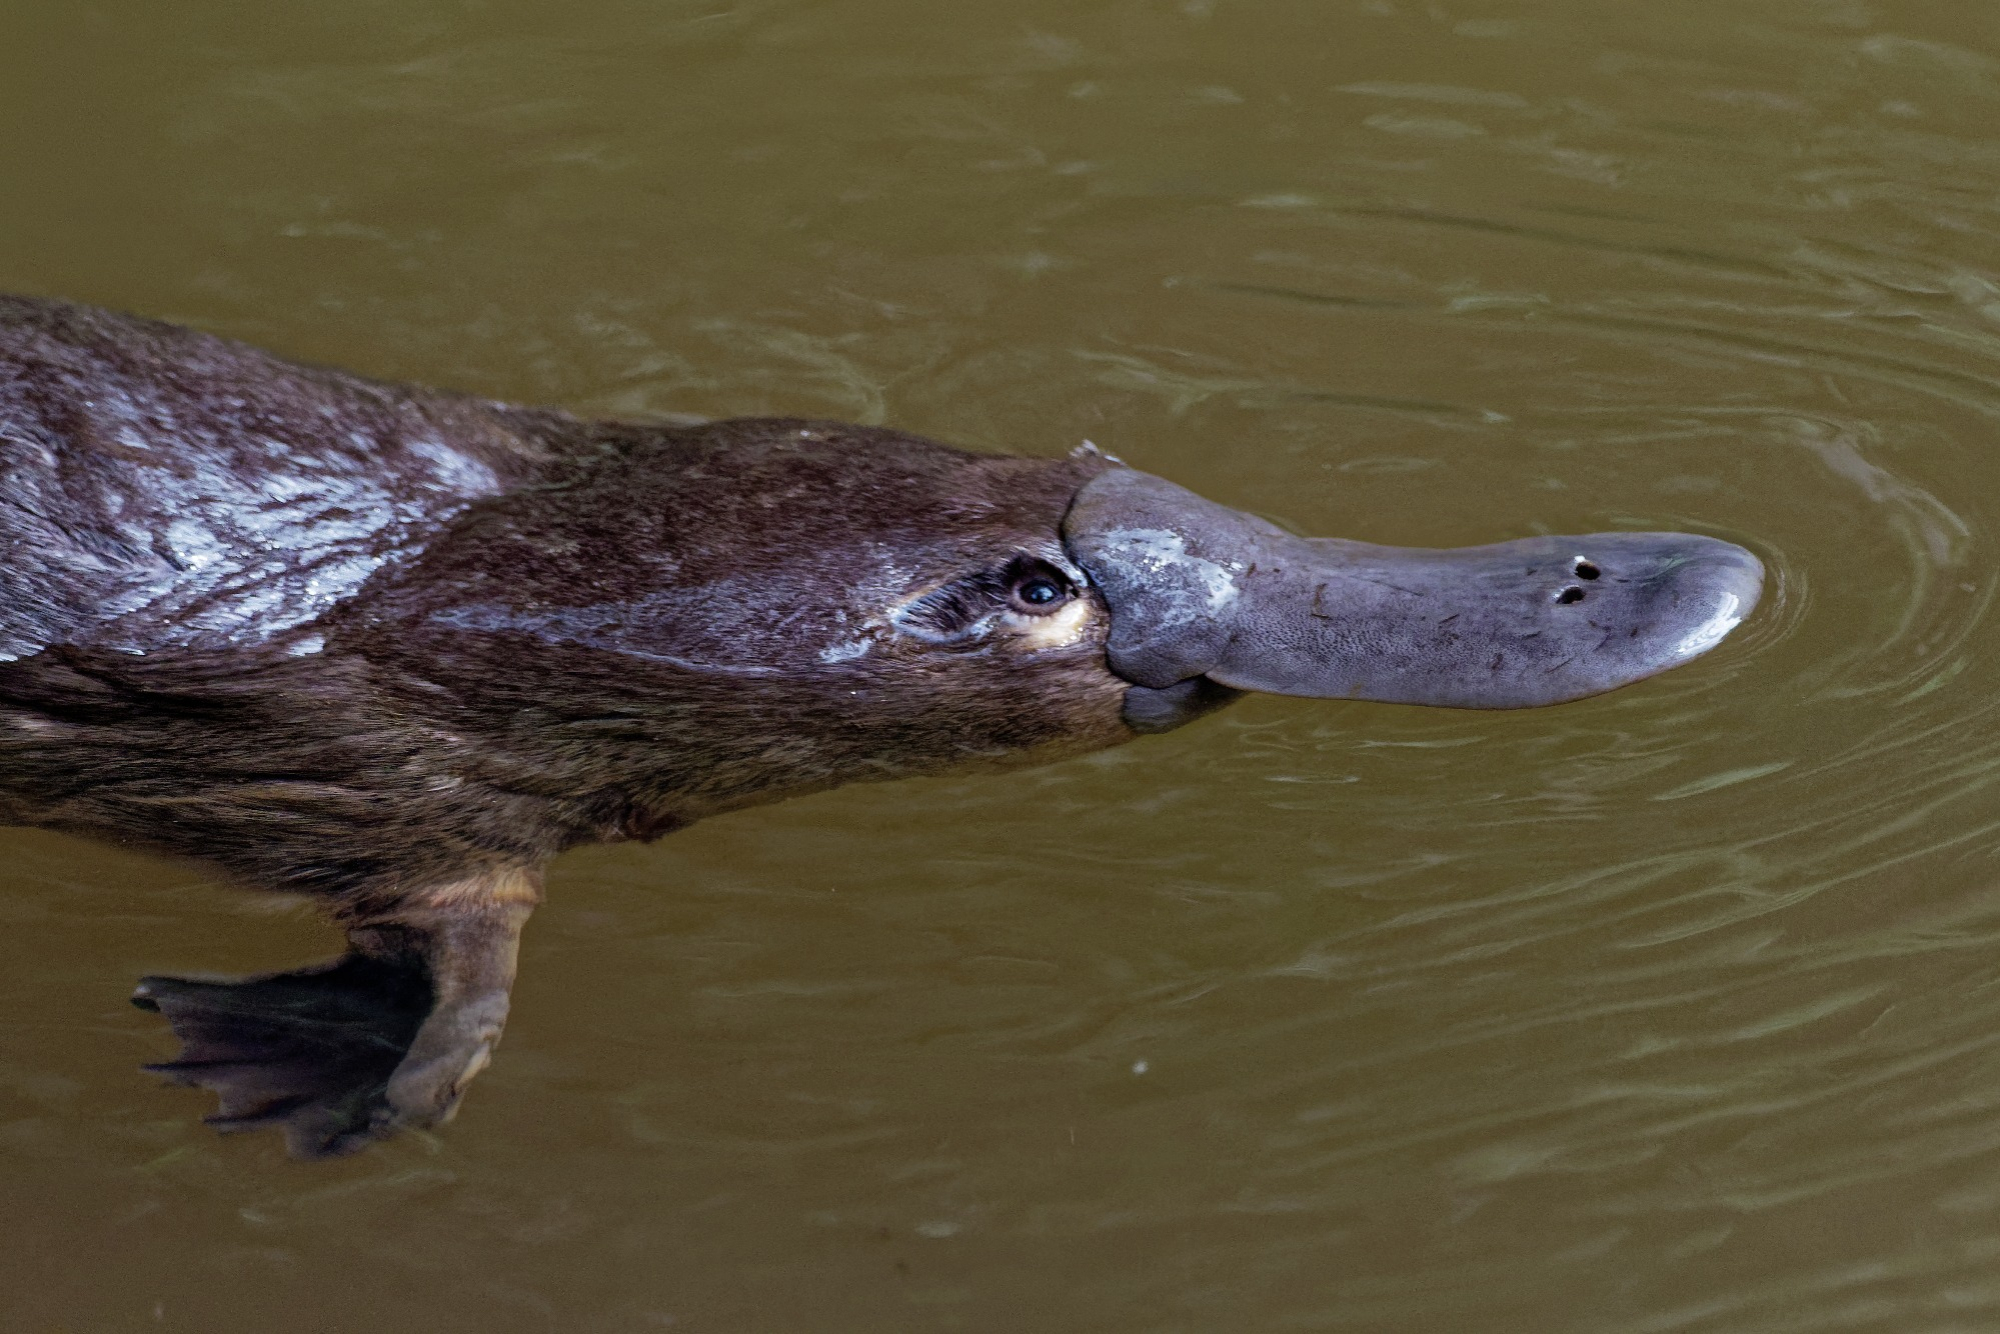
[0,295,1763,1156]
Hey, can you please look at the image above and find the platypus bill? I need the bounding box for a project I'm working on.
[0,295,1764,1156]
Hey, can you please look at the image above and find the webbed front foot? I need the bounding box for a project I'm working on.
[134,953,434,1158]
[136,867,540,1157]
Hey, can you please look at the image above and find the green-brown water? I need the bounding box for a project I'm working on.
[7,2,2000,1329]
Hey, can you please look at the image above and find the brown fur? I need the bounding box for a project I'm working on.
[0,300,1132,912]
[0,296,1136,1152]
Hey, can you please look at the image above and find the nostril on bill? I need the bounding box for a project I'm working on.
[1555,586,1586,604]
[1573,559,1600,580]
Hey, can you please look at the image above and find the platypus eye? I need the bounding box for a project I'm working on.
[1018,578,1062,606]
[1008,563,1073,615]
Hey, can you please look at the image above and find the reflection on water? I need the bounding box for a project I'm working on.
[9,0,2000,1329]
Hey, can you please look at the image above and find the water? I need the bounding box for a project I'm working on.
[5,1,2000,1328]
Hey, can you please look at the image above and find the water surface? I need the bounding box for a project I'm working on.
[6,1,2000,1329]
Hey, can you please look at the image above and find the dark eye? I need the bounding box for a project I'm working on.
[1008,564,1073,614]
[1019,578,1062,606]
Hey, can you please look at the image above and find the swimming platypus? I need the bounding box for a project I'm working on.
[0,295,1763,1156]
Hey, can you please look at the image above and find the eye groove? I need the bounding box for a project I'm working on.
[894,556,1078,643]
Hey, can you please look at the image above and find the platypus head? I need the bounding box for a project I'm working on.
[361,418,1760,806]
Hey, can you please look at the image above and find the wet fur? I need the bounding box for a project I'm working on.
[0,297,1131,915]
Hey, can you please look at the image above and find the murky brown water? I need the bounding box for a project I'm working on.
[8,0,2000,1328]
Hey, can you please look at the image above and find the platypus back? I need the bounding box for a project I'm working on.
[0,297,552,660]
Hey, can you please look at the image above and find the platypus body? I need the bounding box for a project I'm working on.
[0,295,1764,1155]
